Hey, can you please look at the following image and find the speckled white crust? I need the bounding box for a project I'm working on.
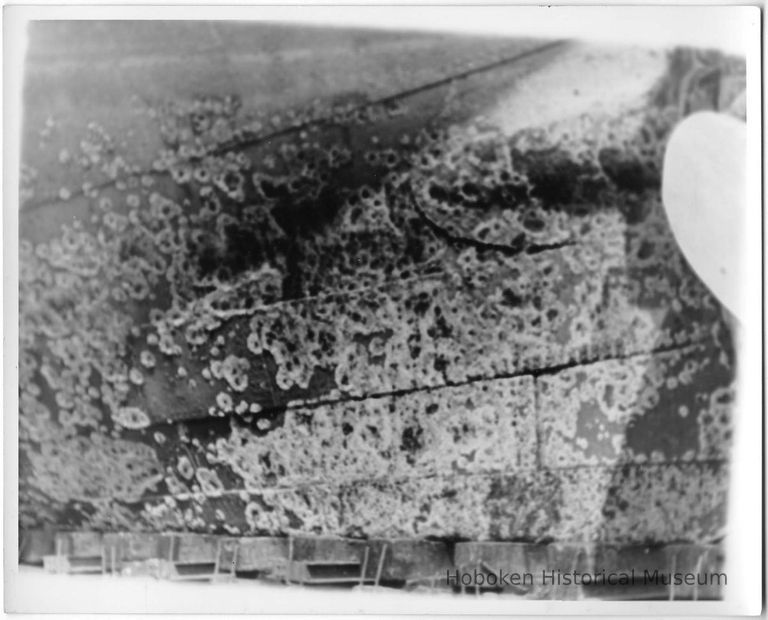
[18,40,740,544]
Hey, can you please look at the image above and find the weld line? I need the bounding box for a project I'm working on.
[21,40,568,213]
[144,337,720,432]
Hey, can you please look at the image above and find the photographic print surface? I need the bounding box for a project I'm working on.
[11,13,755,610]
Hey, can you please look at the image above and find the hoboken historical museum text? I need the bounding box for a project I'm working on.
[446,568,728,588]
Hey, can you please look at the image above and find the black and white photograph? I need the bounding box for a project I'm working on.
[3,5,762,615]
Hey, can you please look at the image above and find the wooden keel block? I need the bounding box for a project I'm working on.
[270,535,375,586]
[19,529,56,565]
[235,537,289,573]
[580,543,725,600]
[155,533,240,582]
[43,554,104,575]
[43,531,106,575]
[288,535,369,564]
[664,544,724,601]
[102,532,164,574]
[159,532,219,564]
[454,541,549,577]
[368,539,453,584]
[54,531,103,558]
